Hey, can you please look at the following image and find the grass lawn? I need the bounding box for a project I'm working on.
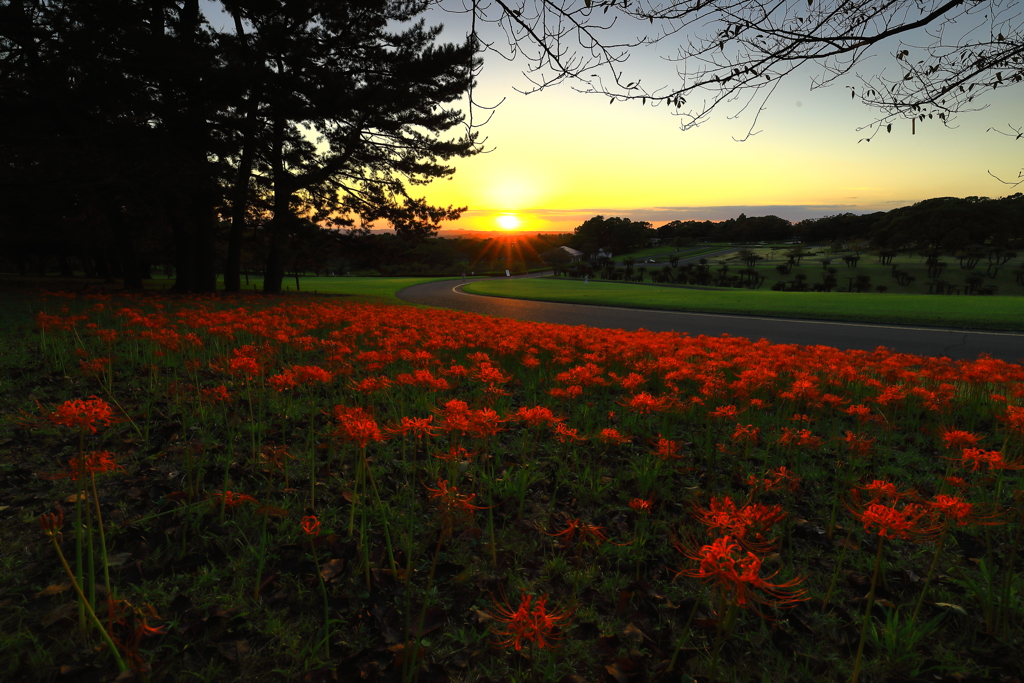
[462,277,1024,331]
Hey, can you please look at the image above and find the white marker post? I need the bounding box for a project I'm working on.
[505,269,510,277]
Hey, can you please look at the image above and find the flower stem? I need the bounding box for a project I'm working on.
[852,534,885,683]
[49,535,128,671]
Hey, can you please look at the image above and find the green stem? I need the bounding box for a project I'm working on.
[49,536,128,671]
[309,541,331,660]
[852,535,885,683]
[912,531,946,624]
[75,428,86,632]
[89,473,113,605]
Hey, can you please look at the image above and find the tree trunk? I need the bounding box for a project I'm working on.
[100,193,143,290]
[224,12,257,293]
[263,113,290,294]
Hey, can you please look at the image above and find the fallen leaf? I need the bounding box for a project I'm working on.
[217,639,250,661]
[36,582,72,597]
[106,552,132,567]
[934,603,968,616]
[41,602,77,627]
[320,558,344,582]
[621,622,646,644]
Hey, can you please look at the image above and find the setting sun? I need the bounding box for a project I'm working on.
[496,213,521,230]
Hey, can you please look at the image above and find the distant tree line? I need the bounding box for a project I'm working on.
[559,195,1024,257]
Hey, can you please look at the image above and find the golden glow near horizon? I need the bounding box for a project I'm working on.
[421,56,1023,234]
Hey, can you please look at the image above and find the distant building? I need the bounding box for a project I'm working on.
[560,246,583,262]
[540,246,584,264]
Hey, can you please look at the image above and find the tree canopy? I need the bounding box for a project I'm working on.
[0,0,478,292]
[568,215,654,255]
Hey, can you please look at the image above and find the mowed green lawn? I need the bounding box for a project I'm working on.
[462,277,1024,331]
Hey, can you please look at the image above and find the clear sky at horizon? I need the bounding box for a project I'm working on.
[418,5,1024,234]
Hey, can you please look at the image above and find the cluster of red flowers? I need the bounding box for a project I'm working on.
[30,293,1024,673]
[486,592,574,651]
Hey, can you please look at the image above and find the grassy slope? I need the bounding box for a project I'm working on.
[462,277,1024,331]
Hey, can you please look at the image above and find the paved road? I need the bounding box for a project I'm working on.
[397,277,1024,363]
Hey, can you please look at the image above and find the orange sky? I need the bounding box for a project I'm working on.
[419,19,1024,235]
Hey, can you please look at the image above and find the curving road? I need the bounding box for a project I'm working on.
[397,276,1024,363]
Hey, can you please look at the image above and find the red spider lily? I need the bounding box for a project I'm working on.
[433,445,473,463]
[43,451,123,481]
[200,385,231,403]
[288,365,333,384]
[610,371,646,391]
[486,592,574,651]
[79,357,111,378]
[520,354,541,369]
[762,466,801,492]
[49,396,114,433]
[944,476,971,491]
[777,427,823,449]
[395,369,449,391]
[692,497,785,548]
[621,392,672,414]
[267,372,298,392]
[546,517,624,550]
[843,431,876,458]
[514,405,563,428]
[629,498,652,514]
[467,407,506,439]
[1001,405,1024,435]
[958,447,1024,472]
[652,436,683,460]
[209,491,258,509]
[227,355,261,378]
[107,599,164,672]
[436,399,473,434]
[844,404,875,423]
[354,375,393,394]
[676,535,807,610]
[852,501,935,540]
[554,362,606,387]
[259,441,291,465]
[301,515,321,536]
[553,422,587,444]
[387,415,437,440]
[853,479,909,504]
[39,508,64,537]
[731,423,760,445]
[939,428,982,450]
[548,385,584,400]
[709,404,740,420]
[425,479,486,533]
[747,467,801,493]
[93,329,119,344]
[595,428,630,446]
[927,494,1003,529]
[332,405,384,448]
